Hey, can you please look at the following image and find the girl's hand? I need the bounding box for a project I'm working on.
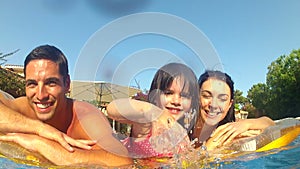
[150,109,189,153]
[152,109,176,136]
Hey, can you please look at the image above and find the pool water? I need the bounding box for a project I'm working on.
[0,157,39,169]
[219,143,300,169]
[0,135,299,169]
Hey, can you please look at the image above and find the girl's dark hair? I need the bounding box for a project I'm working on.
[148,62,199,132]
[24,45,69,79]
[198,70,235,126]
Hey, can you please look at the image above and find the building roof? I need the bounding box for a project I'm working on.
[2,64,24,77]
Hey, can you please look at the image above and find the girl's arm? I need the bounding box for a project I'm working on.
[107,98,162,124]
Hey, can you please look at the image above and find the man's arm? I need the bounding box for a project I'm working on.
[0,93,94,151]
[0,133,132,167]
[39,138,132,167]
[72,101,132,155]
[0,100,134,167]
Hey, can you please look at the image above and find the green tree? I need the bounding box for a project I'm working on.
[243,102,256,118]
[234,89,248,109]
[247,83,270,117]
[234,90,258,117]
[0,49,25,97]
[266,49,300,119]
[247,49,300,120]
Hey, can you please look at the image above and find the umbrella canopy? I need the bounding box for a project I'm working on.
[70,80,141,107]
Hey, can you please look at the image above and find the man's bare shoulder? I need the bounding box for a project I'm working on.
[72,100,111,130]
[11,97,32,115]
[12,96,27,105]
[0,92,31,116]
[0,90,14,100]
[0,91,24,108]
[73,100,106,117]
[70,100,112,138]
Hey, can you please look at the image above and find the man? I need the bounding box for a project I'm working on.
[0,45,132,167]
[0,90,92,152]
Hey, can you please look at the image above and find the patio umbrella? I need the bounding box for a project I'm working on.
[70,80,141,108]
[70,80,141,133]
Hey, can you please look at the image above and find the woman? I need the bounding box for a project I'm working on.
[107,62,199,158]
[190,70,274,150]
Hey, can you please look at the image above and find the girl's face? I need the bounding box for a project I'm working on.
[200,78,233,126]
[160,77,192,121]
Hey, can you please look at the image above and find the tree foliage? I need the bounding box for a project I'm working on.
[247,49,300,120]
[0,50,25,97]
[234,90,248,109]
[265,49,300,119]
[247,83,270,117]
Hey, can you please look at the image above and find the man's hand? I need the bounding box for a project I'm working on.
[0,133,97,153]
[0,133,38,151]
[37,123,96,152]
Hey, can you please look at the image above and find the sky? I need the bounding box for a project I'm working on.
[1,0,300,96]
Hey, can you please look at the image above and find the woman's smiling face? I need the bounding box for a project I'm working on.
[200,78,233,126]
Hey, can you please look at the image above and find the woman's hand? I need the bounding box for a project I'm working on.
[209,121,251,147]
[209,121,263,149]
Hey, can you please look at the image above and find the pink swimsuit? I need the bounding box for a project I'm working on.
[122,132,173,158]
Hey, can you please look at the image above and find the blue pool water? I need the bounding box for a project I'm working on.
[218,135,300,169]
[0,159,38,169]
[220,145,300,169]
[0,135,299,169]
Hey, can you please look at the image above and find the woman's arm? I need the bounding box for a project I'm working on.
[206,116,275,150]
[237,116,275,130]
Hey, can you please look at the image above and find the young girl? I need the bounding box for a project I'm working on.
[107,62,199,158]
